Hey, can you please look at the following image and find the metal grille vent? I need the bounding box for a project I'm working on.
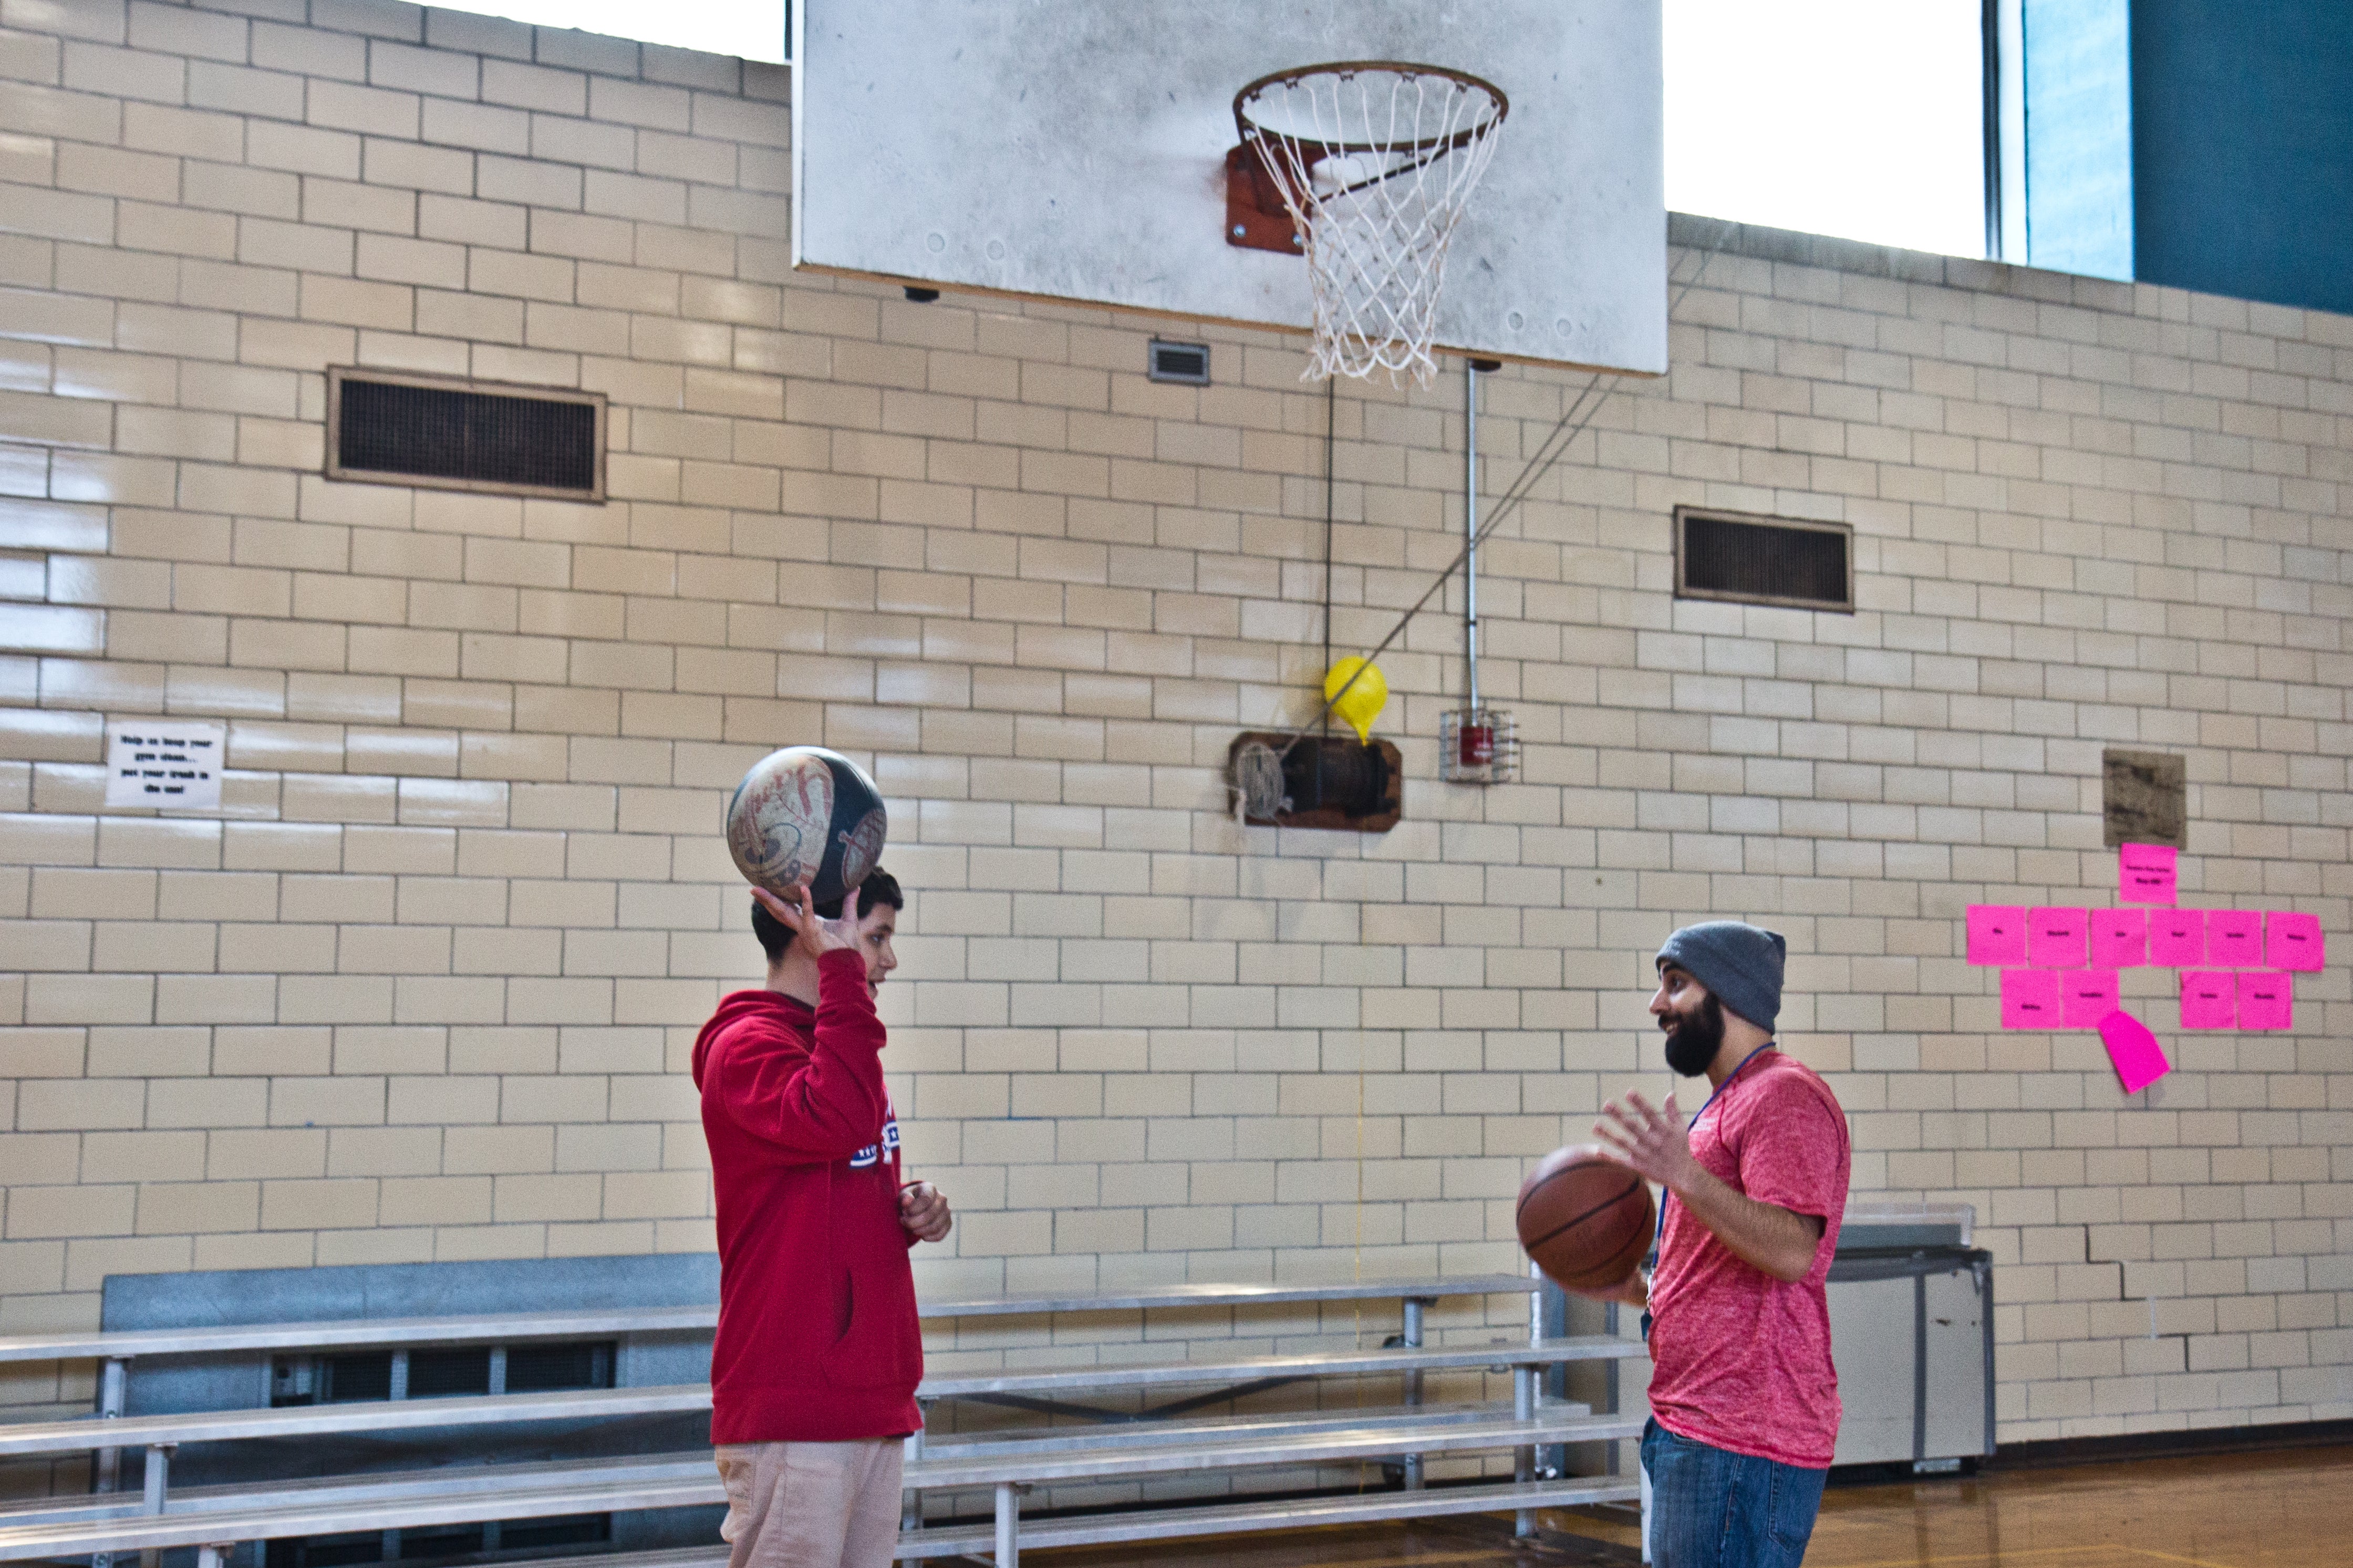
[1148,339,1211,385]
[1674,506,1853,612]
[328,369,605,501]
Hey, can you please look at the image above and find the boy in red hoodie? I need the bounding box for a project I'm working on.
[692,868,952,1568]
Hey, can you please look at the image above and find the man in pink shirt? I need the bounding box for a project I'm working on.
[1593,921,1850,1568]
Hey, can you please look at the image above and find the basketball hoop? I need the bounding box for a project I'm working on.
[1233,61,1508,386]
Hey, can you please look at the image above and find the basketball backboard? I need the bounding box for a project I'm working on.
[792,2,1666,377]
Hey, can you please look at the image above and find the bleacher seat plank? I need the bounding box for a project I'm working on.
[0,1275,1537,1366]
[893,1476,1645,1558]
[0,1413,1635,1561]
[0,1336,1644,1463]
[923,1333,1639,1398]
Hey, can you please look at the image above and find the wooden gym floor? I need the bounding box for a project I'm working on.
[1027,1444,2353,1568]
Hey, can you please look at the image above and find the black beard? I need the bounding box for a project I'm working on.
[1663,994,1724,1077]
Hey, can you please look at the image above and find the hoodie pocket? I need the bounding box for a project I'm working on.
[821,1260,922,1390]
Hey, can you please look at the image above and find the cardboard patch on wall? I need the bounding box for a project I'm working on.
[2103,749,2185,849]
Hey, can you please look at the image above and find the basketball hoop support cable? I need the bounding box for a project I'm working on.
[1274,222,1737,756]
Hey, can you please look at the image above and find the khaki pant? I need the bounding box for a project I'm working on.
[716,1439,906,1568]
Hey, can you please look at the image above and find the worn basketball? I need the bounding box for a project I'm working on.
[725,746,887,907]
[1515,1145,1653,1295]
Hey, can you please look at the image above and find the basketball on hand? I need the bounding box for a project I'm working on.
[725,746,888,906]
[1515,1145,1654,1295]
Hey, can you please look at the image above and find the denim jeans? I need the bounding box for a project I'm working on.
[1641,1417,1829,1568]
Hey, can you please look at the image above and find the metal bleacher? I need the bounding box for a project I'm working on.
[0,1273,1649,1568]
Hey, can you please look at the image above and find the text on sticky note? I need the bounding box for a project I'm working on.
[2237,972,2293,1030]
[2266,912,2324,972]
[2180,970,2234,1029]
[2119,843,2178,905]
[2149,909,2205,968]
[2060,970,2120,1029]
[2089,907,2147,969]
[2000,968,2061,1029]
[2207,910,2263,967]
[2027,907,2088,969]
[1966,905,2027,967]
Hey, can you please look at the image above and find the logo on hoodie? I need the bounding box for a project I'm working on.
[848,1104,899,1169]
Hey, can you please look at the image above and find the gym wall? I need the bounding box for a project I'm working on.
[3,0,2350,1459]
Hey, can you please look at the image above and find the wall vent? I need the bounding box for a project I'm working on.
[1148,339,1211,385]
[1673,506,1853,612]
[327,368,606,501]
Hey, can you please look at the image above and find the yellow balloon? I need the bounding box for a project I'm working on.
[1322,658,1388,745]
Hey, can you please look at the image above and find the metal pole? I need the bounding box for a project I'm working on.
[139,1445,171,1568]
[993,1481,1018,1568]
[901,1410,925,1533]
[1604,1302,1622,1477]
[92,1356,128,1568]
[1515,1260,1539,1537]
[1464,359,1479,712]
[1401,1297,1425,1490]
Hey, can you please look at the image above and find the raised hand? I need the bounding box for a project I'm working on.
[1593,1089,1700,1194]
[753,883,861,959]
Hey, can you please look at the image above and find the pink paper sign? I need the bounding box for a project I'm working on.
[2119,843,2178,905]
[2099,1009,2172,1093]
[2060,970,2120,1028]
[2266,911,2325,971]
[2180,970,2235,1029]
[1966,905,2028,967]
[2238,971,2293,1030]
[2208,910,2263,967]
[2027,907,2088,969]
[2089,907,2147,968]
[2000,968,2061,1029]
[2149,908,2205,968]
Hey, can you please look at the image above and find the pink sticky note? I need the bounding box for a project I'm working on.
[1966,905,2028,967]
[2119,843,2178,905]
[2027,907,2088,969]
[2266,911,2325,972]
[2207,910,2262,967]
[2060,970,2120,1028]
[2237,971,2293,1030]
[2149,908,2205,968]
[2089,907,2147,968]
[2098,1009,2172,1093]
[2180,971,2235,1029]
[2000,968,2061,1029]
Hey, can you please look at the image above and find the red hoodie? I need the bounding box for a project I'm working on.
[691,949,923,1444]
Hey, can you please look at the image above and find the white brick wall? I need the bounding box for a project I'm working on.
[3,0,2351,1452]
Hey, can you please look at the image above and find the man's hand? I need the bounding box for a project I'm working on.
[899,1181,952,1243]
[1595,1087,1827,1284]
[1593,1089,1702,1195]
[1594,1268,1649,1309]
[754,884,859,960]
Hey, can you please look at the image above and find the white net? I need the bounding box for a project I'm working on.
[1238,65,1508,386]
[1231,740,1289,823]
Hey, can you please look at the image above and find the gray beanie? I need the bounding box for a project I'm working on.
[1655,921,1787,1033]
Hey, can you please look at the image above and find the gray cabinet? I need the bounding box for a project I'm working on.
[1827,1204,1993,1469]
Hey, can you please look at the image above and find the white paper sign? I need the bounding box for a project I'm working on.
[105,721,226,809]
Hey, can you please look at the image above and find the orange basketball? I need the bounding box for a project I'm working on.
[1515,1145,1653,1295]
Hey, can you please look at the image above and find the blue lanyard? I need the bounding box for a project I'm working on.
[1650,1042,1776,1254]
[1638,1042,1775,1341]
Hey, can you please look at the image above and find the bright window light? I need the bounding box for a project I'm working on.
[1665,0,1987,258]
[451,0,784,64]
[428,0,1986,257]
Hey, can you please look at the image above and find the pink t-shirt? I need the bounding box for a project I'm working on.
[1647,1049,1850,1468]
